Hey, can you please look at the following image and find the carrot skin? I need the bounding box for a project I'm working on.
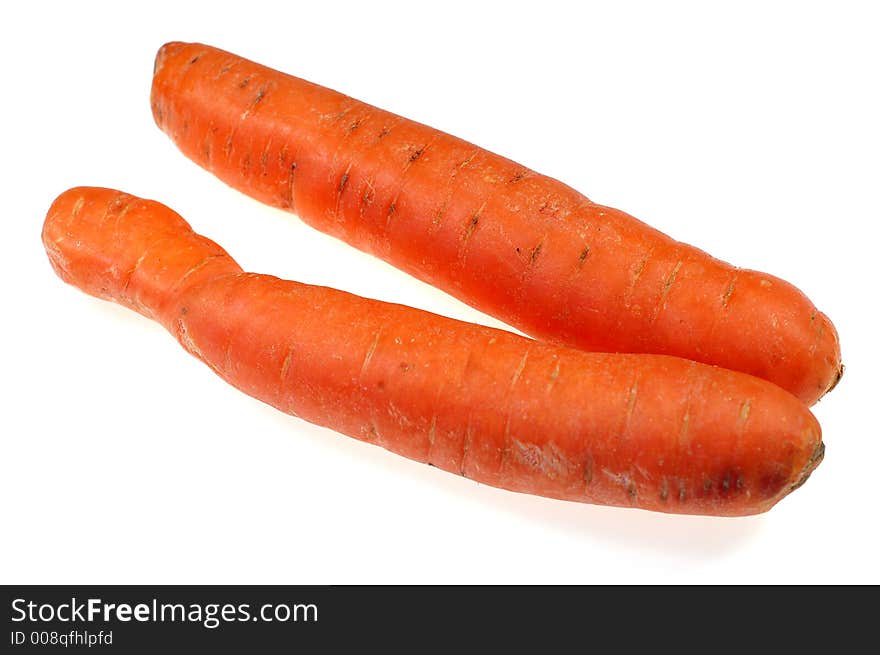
[150,41,842,406]
[43,187,824,517]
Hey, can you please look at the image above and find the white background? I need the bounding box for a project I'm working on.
[2,1,877,584]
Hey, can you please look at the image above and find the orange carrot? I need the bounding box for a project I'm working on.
[43,186,824,516]
[150,41,842,407]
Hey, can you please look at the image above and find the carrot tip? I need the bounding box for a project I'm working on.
[154,41,187,76]
[789,440,825,495]
[825,363,845,396]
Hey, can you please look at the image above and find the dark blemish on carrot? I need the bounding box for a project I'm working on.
[378,126,391,139]
[432,198,450,229]
[460,429,471,477]
[759,469,788,497]
[180,306,189,315]
[660,477,669,502]
[347,119,362,134]
[339,172,349,194]
[538,201,555,214]
[721,273,738,309]
[377,380,385,390]
[238,76,251,88]
[630,257,648,290]
[219,65,231,75]
[399,362,412,372]
[722,470,732,493]
[286,162,297,208]
[365,423,379,442]
[189,55,201,65]
[529,242,543,265]
[387,201,396,218]
[584,456,593,485]
[515,247,521,255]
[465,213,480,238]
[409,146,425,163]
[242,153,251,174]
[509,170,526,183]
[457,205,485,261]
[653,260,683,321]
[239,89,268,122]
[737,400,752,426]
[362,187,374,206]
[662,261,683,295]
[578,245,590,266]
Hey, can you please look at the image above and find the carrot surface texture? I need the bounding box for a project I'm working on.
[43,187,824,516]
[150,42,842,407]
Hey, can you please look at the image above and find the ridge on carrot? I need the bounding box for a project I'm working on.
[150,41,842,406]
[43,186,824,517]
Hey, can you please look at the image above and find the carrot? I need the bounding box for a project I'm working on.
[43,186,824,516]
[149,41,842,407]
